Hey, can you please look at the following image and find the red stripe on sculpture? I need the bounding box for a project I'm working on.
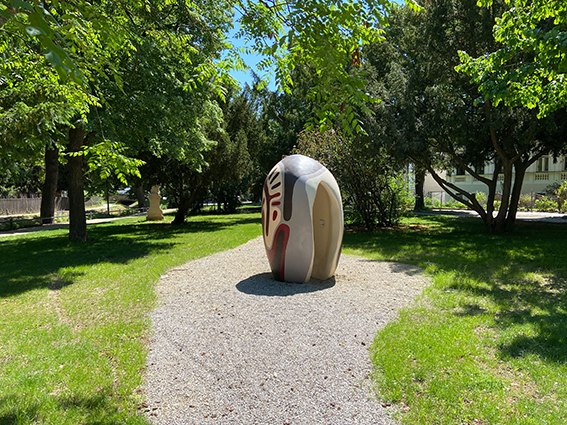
[266,224,290,281]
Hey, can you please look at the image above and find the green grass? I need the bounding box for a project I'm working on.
[343,214,567,425]
[0,212,261,424]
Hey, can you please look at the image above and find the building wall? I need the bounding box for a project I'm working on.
[443,155,567,196]
[424,171,446,194]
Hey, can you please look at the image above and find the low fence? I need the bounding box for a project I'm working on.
[0,204,148,232]
[0,196,105,216]
[0,197,68,216]
[0,197,40,215]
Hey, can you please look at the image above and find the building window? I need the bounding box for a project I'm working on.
[455,167,466,176]
[537,156,549,172]
[475,164,485,175]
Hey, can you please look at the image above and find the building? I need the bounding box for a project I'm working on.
[425,155,567,200]
[446,155,567,195]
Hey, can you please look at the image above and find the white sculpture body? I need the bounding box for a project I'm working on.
[262,154,344,282]
[147,185,164,221]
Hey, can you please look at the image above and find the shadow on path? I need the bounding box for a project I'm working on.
[236,273,335,296]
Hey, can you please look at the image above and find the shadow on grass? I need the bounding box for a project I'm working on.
[236,273,336,296]
[0,395,40,425]
[343,215,567,363]
[57,391,144,425]
[0,215,260,299]
[0,390,145,425]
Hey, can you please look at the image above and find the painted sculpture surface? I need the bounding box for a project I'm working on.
[262,154,344,282]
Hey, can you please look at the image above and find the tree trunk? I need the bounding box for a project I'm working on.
[171,172,207,224]
[505,163,527,231]
[172,196,191,225]
[413,166,426,211]
[68,127,87,242]
[40,145,59,225]
[106,184,110,216]
[485,160,500,228]
[134,180,146,208]
[490,160,513,233]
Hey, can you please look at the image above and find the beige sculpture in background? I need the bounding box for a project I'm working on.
[147,185,164,221]
[262,154,344,283]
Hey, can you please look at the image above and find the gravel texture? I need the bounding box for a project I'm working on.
[143,237,428,425]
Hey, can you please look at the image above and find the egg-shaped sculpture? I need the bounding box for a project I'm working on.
[262,154,344,282]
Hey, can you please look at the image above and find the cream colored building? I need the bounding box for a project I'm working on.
[447,155,567,195]
[424,170,448,203]
[425,155,567,200]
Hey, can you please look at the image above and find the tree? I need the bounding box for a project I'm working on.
[0,159,43,198]
[0,20,92,224]
[1,0,138,240]
[458,0,567,118]
[295,130,411,229]
[369,1,566,232]
[354,6,443,213]
[2,0,425,233]
[245,68,315,199]
[96,1,232,223]
[204,87,263,212]
[3,0,411,134]
[2,0,231,238]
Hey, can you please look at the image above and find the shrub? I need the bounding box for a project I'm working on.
[534,196,557,212]
[518,194,534,211]
[474,191,487,208]
[556,181,567,213]
[294,130,411,229]
[443,197,467,209]
[425,196,442,208]
[544,181,562,198]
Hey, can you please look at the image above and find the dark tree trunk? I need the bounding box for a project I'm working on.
[485,160,500,227]
[414,166,426,211]
[40,145,59,225]
[172,196,191,225]
[68,127,87,242]
[105,185,110,216]
[482,159,513,233]
[506,163,527,231]
[171,170,210,224]
[134,181,146,208]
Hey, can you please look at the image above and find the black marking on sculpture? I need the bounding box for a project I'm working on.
[268,170,279,184]
[283,172,299,221]
[281,156,324,221]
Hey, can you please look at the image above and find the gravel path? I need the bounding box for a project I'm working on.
[143,237,428,425]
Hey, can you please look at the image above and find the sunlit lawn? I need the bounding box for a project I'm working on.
[2,210,565,424]
[0,212,261,424]
[343,215,567,425]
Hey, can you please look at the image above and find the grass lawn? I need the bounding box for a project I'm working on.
[0,212,261,424]
[343,214,567,425]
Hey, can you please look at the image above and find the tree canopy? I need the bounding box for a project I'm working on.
[1,0,565,236]
[366,0,566,232]
[1,0,402,131]
[458,0,567,117]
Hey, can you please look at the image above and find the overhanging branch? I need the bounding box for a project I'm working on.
[425,165,487,221]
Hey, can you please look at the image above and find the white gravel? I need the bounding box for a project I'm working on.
[143,237,428,425]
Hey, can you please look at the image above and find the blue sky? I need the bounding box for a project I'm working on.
[227,0,404,90]
[227,19,276,90]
